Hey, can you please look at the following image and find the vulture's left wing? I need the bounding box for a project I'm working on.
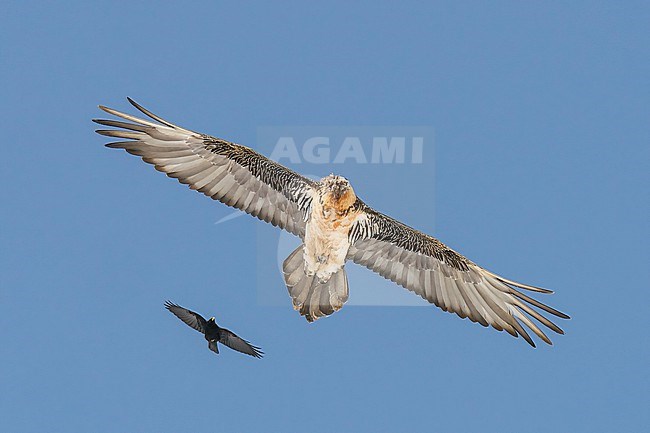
[94,98,315,237]
[348,203,570,347]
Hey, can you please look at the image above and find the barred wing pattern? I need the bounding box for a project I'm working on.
[219,329,264,358]
[94,98,315,237]
[348,204,570,347]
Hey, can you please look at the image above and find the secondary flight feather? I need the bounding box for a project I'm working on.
[95,98,570,347]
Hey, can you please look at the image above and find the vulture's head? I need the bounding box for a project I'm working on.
[320,174,356,212]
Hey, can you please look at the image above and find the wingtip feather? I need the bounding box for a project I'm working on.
[126,96,139,109]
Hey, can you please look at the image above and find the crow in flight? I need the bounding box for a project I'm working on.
[165,301,263,358]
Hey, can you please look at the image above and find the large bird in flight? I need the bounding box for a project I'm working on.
[95,98,569,347]
[165,301,263,358]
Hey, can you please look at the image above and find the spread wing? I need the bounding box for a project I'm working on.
[348,203,570,347]
[218,328,264,358]
[94,98,315,237]
[164,301,207,333]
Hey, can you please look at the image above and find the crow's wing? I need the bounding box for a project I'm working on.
[218,328,264,358]
[94,98,315,237]
[164,301,207,334]
[348,203,570,347]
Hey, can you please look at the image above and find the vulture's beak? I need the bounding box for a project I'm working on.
[332,185,346,200]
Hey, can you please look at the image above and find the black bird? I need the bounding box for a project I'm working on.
[164,301,263,358]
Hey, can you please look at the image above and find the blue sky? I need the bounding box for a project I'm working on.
[1,2,648,432]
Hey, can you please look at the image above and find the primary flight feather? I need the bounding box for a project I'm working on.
[96,98,570,347]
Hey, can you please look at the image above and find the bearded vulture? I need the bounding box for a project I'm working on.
[95,98,570,347]
[165,301,263,358]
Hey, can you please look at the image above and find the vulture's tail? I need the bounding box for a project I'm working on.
[282,245,349,322]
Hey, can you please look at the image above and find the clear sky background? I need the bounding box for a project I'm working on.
[1,2,648,432]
